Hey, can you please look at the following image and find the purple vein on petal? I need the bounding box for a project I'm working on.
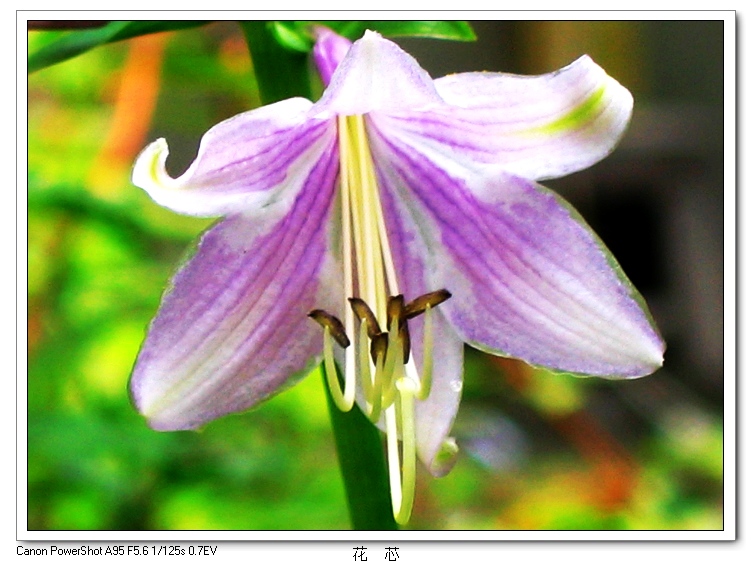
[381,113,494,144]
[376,96,610,165]
[133,135,340,426]
[373,132,564,338]
[386,146,621,355]
[369,126,659,373]
[145,133,337,353]
[157,143,336,369]
[194,120,331,194]
[195,151,335,366]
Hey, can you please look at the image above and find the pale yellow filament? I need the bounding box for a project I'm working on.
[322,325,353,411]
[417,305,434,401]
[328,118,357,412]
[329,115,431,525]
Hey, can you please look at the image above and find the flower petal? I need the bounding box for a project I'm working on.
[132,97,334,217]
[412,312,464,476]
[312,26,353,87]
[369,120,664,378]
[130,138,342,430]
[377,170,464,476]
[384,55,632,181]
[313,31,443,117]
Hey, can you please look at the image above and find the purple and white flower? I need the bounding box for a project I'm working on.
[130,28,664,519]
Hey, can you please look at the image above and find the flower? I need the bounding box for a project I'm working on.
[130,28,664,521]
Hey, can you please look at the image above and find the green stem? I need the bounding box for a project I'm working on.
[240,20,397,530]
[239,21,312,104]
[322,366,397,530]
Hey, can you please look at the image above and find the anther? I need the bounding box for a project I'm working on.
[308,309,350,348]
[398,324,411,364]
[370,332,389,366]
[348,297,381,339]
[387,295,411,363]
[387,295,405,327]
[403,289,452,320]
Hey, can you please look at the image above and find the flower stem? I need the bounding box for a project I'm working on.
[239,21,312,104]
[322,366,398,530]
[241,21,397,530]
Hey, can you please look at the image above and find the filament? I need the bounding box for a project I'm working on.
[317,115,448,525]
[322,325,354,411]
[417,305,434,401]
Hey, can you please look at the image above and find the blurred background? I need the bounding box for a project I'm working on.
[26,20,724,530]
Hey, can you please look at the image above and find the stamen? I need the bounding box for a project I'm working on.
[417,305,433,401]
[338,123,359,408]
[370,332,389,366]
[387,295,411,363]
[335,113,455,525]
[404,289,452,320]
[379,319,403,410]
[351,116,401,296]
[347,116,387,317]
[387,294,405,326]
[349,297,381,339]
[398,322,411,365]
[338,117,364,294]
[308,310,350,348]
[321,325,355,412]
[357,319,373,396]
[366,332,386,423]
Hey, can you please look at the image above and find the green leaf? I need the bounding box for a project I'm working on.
[265,21,476,54]
[239,21,312,105]
[362,20,476,41]
[28,20,212,73]
[268,21,314,53]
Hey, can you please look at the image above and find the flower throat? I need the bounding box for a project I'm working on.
[308,115,450,525]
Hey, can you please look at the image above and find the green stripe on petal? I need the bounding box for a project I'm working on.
[524,84,607,136]
[425,55,633,181]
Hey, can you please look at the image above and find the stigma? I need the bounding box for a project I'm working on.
[307,114,452,525]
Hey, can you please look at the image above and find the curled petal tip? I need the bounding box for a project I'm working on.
[429,438,460,477]
[132,138,174,191]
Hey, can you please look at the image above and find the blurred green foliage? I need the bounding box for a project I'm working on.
[26,21,723,531]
